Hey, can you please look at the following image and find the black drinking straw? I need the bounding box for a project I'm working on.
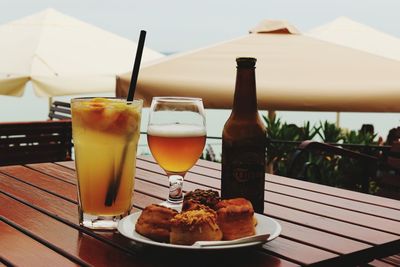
[104,30,147,206]
[128,30,147,101]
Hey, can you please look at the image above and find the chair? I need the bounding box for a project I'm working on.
[377,141,400,199]
[287,140,400,199]
[48,101,71,120]
[0,120,72,166]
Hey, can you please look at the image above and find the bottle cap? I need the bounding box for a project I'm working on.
[236,57,257,68]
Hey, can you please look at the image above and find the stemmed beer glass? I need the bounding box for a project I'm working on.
[147,97,206,205]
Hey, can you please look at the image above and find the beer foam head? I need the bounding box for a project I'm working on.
[147,124,206,137]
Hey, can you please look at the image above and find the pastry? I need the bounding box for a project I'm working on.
[182,199,215,213]
[135,204,178,242]
[170,209,222,245]
[215,198,256,240]
[183,189,220,210]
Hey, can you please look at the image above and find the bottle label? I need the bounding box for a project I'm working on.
[232,153,265,183]
[221,139,266,213]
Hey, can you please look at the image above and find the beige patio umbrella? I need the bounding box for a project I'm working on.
[0,8,164,97]
[117,20,400,112]
[306,17,400,124]
[307,17,400,61]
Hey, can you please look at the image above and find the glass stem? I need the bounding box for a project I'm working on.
[168,174,184,203]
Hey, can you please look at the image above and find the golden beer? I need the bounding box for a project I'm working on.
[147,124,206,174]
[71,98,142,228]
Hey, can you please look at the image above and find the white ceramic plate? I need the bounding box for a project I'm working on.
[118,211,281,250]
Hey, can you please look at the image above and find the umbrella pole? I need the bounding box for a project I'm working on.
[48,97,53,114]
[336,112,341,127]
[266,110,276,174]
[268,110,276,121]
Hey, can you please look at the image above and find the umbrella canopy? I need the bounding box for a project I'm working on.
[0,8,164,97]
[307,17,400,61]
[117,20,400,112]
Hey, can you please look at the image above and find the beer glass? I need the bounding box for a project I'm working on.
[147,97,206,204]
[71,97,142,229]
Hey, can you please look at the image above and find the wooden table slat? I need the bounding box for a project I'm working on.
[368,259,398,267]
[265,202,398,245]
[266,182,400,221]
[265,191,400,234]
[262,237,338,266]
[0,194,146,267]
[267,173,400,210]
[275,219,371,254]
[0,173,77,223]
[0,165,76,202]
[55,161,75,169]
[0,221,78,267]
[380,254,400,266]
[26,163,77,185]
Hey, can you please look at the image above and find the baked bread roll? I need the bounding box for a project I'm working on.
[135,204,178,242]
[170,209,223,245]
[215,198,256,240]
[182,199,216,213]
[183,189,220,210]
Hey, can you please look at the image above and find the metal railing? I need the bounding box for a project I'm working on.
[139,131,392,157]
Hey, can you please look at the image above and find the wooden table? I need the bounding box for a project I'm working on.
[1,156,399,267]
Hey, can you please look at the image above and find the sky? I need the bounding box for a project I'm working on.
[1,0,400,53]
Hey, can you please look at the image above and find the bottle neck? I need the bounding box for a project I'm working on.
[232,67,258,117]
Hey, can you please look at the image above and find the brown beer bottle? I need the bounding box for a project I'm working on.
[221,57,266,213]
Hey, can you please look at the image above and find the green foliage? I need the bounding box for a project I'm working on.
[264,116,299,172]
[343,130,377,145]
[205,114,383,195]
[262,116,380,194]
[299,121,321,141]
[263,115,283,140]
[318,121,344,143]
[264,116,321,175]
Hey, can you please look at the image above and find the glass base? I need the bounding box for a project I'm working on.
[167,195,184,204]
[158,200,183,211]
[79,211,129,230]
[168,174,184,202]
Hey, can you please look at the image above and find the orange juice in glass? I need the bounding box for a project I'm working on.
[71,97,142,229]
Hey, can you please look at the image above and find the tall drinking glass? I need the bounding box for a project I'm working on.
[71,97,142,229]
[147,97,206,204]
